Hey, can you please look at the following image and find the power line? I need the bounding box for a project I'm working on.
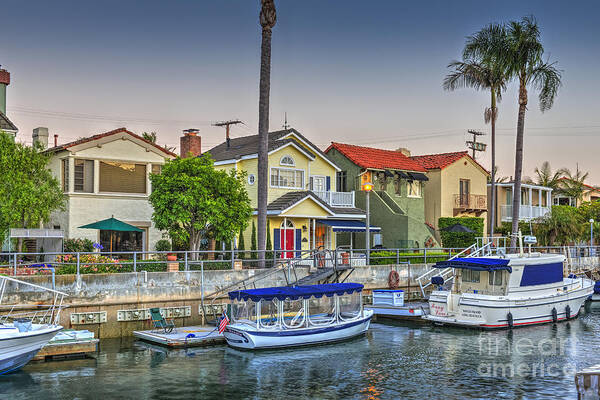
[213,120,242,148]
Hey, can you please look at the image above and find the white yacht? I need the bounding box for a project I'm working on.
[422,239,594,329]
[224,283,372,349]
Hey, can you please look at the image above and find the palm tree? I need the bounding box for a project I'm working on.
[257,0,276,267]
[560,166,589,206]
[530,161,566,190]
[444,26,508,236]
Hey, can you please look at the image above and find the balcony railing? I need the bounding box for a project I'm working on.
[453,194,487,210]
[500,204,551,222]
[313,191,355,208]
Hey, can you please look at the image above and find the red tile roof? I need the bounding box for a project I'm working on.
[411,151,489,174]
[325,142,426,172]
[557,177,600,192]
[46,127,177,157]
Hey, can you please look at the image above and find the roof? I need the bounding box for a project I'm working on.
[411,151,489,175]
[325,142,426,172]
[266,191,365,216]
[557,177,600,192]
[45,127,177,157]
[434,257,512,273]
[0,111,18,132]
[228,283,363,302]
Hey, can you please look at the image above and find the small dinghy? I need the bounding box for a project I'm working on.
[223,283,372,350]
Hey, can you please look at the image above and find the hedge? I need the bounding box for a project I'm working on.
[438,217,484,248]
[369,250,450,265]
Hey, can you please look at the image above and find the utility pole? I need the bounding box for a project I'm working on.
[213,120,242,148]
[466,129,487,159]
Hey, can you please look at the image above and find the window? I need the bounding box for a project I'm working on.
[74,159,94,193]
[462,269,480,283]
[151,164,162,175]
[248,174,256,185]
[62,159,69,192]
[489,271,502,286]
[280,155,295,166]
[270,168,304,189]
[459,179,470,206]
[407,181,421,197]
[100,228,144,252]
[99,162,147,194]
[336,171,347,192]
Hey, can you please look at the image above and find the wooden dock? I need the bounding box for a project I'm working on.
[33,330,99,361]
[575,364,600,399]
[365,301,429,322]
[133,326,225,348]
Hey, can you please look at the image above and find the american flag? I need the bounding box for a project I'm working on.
[218,311,229,334]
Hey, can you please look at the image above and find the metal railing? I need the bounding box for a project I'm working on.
[500,204,551,221]
[453,194,487,210]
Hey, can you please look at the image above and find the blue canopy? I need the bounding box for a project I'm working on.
[228,283,364,302]
[317,219,381,233]
[433,257,512,273]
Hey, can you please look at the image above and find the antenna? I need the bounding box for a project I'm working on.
[466,129,487,159]
[282,112,290,130]
[213,120,242,148]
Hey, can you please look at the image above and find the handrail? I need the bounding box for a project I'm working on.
[0,275,68,297]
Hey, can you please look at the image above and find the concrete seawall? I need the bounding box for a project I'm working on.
[4,263,432,338]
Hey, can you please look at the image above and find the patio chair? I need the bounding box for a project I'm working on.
[150,308,176,334]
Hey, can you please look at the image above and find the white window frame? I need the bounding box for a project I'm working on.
[280,155,295,167]
[407,181,422,198]
[311,175,327,192]
[270,167,304,189]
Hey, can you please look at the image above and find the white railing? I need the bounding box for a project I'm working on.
[500,205,551,222]
[313,191,355,208]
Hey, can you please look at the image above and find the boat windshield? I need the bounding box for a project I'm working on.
[308,296,336,326]
[282,299,305,328]
[259,300,279,328]
[339,292,361,321]
[231,300,257,326]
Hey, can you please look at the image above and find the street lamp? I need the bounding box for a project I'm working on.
[362,182,373,264]
[590,218,594,254]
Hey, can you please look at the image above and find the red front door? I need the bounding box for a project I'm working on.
[280,228,295,258]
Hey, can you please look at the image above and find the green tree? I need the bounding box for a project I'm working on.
[149,154,252,260]
[250,221,257,259]
[535,205,582,246]
[238,226,246,259]
[142,131,175,153]
[0,132,65,251]
[266,220,273,261]
[559,166,589,206]
[525,161,566,190]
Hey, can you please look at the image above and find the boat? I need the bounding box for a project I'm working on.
[0,275,67,374]
[422,237,594,329]
[223,283,372,350]
[365,289,428,321]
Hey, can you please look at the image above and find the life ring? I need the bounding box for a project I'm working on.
[388,270,400,289]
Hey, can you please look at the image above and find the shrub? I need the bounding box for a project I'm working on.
[55,253,124,274]
[238,226,246,259]
[369,250,450,265]
[266,220,273,260]
[64,238,94,253]
[438,217,484,248]
[155,239,171,252]
[250,221,257,259]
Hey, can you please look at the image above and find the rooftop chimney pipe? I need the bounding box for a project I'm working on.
[180,129,201,158]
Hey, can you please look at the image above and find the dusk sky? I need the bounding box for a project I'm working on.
[2,1,600,180]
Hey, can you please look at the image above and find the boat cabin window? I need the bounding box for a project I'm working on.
[282,299,305,328]
[488,271,503,286]
[462,269,480,283]
[259,300,279,328]
[232,300,257,326]
[339,292,361,321]
[308,296,336,326]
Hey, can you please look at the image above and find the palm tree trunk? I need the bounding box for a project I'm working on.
[490,88,497,238]
[257,25,273,268]
[510,78,528,250]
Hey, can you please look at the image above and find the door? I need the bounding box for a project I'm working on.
[280,220,295,259]
[459,179,470,207]
[312,176,326,192]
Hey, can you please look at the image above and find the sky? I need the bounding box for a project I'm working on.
[2,0,600,181]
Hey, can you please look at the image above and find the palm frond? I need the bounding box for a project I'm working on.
[530,61,562,112]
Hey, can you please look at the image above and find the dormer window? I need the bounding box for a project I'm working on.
[280,155,295,167]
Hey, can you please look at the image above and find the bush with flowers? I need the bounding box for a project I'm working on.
[55,254,127,274]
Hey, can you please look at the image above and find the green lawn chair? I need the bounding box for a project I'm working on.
[150,308,176,334]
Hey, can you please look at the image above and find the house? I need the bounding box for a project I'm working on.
[325,143,437,249]
[0,67,18,138]
[43,127,176,252]
[553,177,600,207]
[411,151,489,237]
[204,128,367,257]
[488,182,552,229]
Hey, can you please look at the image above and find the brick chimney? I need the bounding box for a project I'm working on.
[180,128,201,158]
[396,147,411,157]
[0,67,10,115]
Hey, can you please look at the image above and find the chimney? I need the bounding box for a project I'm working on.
[180,128,201,158]
[0,67,10,115]
[396,147,411,157]
[54,134,58,147]
[32,127,49,149]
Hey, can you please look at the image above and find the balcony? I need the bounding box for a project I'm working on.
[313,191,356,208]
[500,205,551,222]
[453,194,487,211]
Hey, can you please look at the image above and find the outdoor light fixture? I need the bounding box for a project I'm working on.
[362,182,373,192]
[302,225,307,232]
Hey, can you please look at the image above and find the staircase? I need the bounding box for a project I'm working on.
[375,191,405,215]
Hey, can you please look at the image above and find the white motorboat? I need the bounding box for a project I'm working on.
[0,275,66,374]
[223,283,372,350]
[422,245,594,329]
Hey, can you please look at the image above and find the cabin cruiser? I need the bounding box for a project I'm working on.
[423,241,594,329]
[223,283,372,349]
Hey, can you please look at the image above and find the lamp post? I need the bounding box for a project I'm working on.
[590,218,594,255]
[362,182,373,265]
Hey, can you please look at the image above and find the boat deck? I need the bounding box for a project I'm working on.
[133,326,225,348]
[365,301,429,322]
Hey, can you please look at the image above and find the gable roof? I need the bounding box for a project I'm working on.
[45,127,177,157]
[0,111,18,132]
[325,142,426,172]
[266,190,366,217]
[411,151,489,175]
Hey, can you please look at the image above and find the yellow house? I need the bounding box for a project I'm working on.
[411,151,489,237]
[205,128,367,257]
[489,182,552,230]
[553,177,600,207]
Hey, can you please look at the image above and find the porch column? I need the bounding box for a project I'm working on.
[528,187,533,219]
[68,156,75,193]
[538,189,542,216]
[93,159,100,193]
[312,219,316,250]
[146,163,152,195]
[283,217,287,258]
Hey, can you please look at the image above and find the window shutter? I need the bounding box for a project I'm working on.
[309,177,314,191]
[295,229,302,257]
[274,229,281,251]
[326,176,331,191]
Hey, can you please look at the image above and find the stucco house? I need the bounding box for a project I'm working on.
[43,127,176,252]
[553,177,600,207]
[411,151,489,237]
[487,181,552,231]
[325,143,437,249]
[204,128,367,257]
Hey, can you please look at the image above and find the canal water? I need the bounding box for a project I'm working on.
[3,308,600,399]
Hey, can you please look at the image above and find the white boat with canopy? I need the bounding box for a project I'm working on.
[224,283,372,349]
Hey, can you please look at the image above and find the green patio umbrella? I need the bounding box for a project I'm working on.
[79,216,143,252]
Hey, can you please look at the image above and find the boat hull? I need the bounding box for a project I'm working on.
[0,325,63,374]
[223,312,372,350]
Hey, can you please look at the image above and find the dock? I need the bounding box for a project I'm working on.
[576,364,600,399]
[133,326,225,348]
[33,330,99,361]
[366,301,429,322]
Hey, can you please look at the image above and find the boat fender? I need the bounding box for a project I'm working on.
[507,312,513,329]
[565,305,571,320]
[552,307,558,323]
[388,270,400,289]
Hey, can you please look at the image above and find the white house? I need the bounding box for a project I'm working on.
[42,127,177,252]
